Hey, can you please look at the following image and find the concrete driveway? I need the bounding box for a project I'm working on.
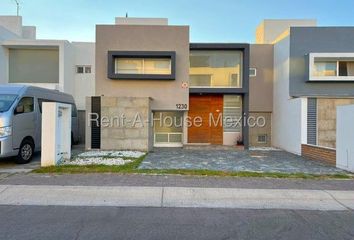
[139,148,345,174]
[0,144,85,174]
[0,153,41,174]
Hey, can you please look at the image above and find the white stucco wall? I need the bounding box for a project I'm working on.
[336,104,354,172]
[0,24,19,85]
[62,41,74,95]
[272,36,306,155]
[41,102,72,166]
[72,42,95,110]
[2,40,68,92]
[22,26,36,39]
[1,39,94,110]
[0,46,9,85]
[0,16,95,111]
[0,16,22,37]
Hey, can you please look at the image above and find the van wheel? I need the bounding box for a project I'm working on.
[16,139,34,164]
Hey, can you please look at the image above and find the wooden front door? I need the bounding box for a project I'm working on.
[188,94,223,144]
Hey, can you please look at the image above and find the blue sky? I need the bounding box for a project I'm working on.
[1,0,354,43]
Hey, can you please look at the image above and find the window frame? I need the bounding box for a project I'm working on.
[257,134,268,144]
[84,66,91,74]
[189,50,243,88]
[76,65,92,74]
[115,58,171,75]
[108,51,176,80]
[249,68,257,77]
[309,53,354,81]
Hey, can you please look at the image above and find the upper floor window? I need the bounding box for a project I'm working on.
[76,65,91,74]
[108,51,176,80]
[309,53,354,81]
[115,58,171,75]
[313,61,337,77]
[189,50,243,88]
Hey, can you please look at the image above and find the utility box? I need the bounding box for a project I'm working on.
[41,102,72,167]
[336,105,354,172]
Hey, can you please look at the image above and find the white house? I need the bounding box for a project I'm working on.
[0,16,94,111]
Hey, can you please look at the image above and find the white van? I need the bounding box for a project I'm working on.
[0,84,79,163]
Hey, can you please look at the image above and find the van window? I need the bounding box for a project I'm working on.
[0,94,17,113]
[71,104,77,117]
[16,97,34,114]
[38,98,77,117]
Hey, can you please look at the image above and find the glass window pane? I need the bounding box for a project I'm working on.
[339,61,354,76]
[313,61,337,76]
[153,111,183,133]
[190,75,211,87]
[230,74,240,87]
[144,59,171,74]
[116,58,143,74]
[155,133,168,143]
[169,133,182,143]
[85,66,91,73]
[223,95,242,132]
[190,56,210,67]
[190,50,242,88]
[17,97,34,113]
[0,94,17,112]
[76,66,84,74]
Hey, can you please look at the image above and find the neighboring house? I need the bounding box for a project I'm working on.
[0,16,95,142]
[261,20,354,165]
[0,16,94,111]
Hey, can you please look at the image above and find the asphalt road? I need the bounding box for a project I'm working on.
[0,206,353,240]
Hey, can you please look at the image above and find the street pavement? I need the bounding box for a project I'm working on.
[1,146,353,239]
[0,206,353,240]
[0,173,353,239]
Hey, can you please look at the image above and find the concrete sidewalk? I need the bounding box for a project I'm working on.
[0,184,353,211]
[2,173,354,190]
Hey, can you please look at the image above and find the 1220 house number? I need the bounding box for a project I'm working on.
[176,104,188,109]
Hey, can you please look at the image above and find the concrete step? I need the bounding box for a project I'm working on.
[183,144,245,150]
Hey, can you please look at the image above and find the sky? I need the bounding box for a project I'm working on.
[1,0,354,43]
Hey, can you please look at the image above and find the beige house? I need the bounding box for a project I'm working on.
[86,17,274,151]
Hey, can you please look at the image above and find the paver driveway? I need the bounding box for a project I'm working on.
[139,148,345,174]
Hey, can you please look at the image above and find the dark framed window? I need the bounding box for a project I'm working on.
[189,50,243,88]
[107,51,176,80]
[76,65,91,74]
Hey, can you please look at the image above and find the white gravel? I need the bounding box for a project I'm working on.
[63,157,132,166]
[77,150,145,158]
[110,151,146,158]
